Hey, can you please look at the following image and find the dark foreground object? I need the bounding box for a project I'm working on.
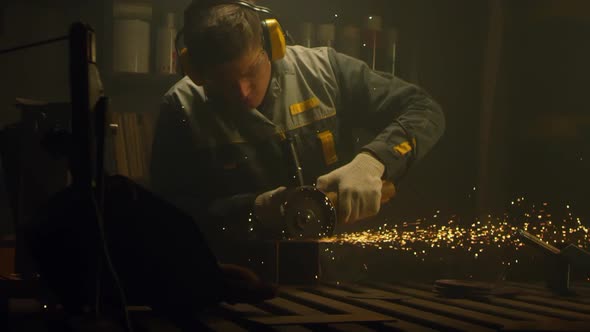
[19,175,276,327]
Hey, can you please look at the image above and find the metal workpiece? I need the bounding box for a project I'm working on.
[517,229,590,294]
[219,239,322,285]
[275,240,322,285]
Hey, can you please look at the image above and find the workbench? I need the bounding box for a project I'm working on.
[5,278,590,331]
[182,281,590,332]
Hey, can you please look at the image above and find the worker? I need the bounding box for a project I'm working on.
[150,0,445,255]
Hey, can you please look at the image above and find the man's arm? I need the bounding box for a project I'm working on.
[317,48,445,223]
[150,100,257,234]
[150,99,282,238]
[327,48,445,183]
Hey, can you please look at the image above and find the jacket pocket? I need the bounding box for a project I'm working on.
[289,112,341,184]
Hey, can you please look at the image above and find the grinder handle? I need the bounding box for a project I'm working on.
[325,180,396,207]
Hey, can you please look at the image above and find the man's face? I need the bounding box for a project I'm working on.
[200,47,272,110]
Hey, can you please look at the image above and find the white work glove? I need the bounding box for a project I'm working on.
[316,152,385,224]
[254,186,288,225]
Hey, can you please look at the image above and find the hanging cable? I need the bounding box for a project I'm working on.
[0,35,69,55]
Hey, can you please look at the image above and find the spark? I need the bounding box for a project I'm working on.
[320,200,588,257]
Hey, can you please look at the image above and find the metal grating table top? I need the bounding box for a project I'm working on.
[6,280,590,331]
[130,281,590,332]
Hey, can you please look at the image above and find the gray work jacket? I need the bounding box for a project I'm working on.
[150,45,445,240]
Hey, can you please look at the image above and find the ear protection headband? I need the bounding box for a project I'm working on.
[176,0,287,79]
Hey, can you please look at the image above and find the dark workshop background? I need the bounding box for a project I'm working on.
[1,0,589,240]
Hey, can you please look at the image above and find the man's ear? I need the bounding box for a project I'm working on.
[179,48,204,85]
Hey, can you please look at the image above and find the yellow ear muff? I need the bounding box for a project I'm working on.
[263,18,286,61]
[178,47,203,85]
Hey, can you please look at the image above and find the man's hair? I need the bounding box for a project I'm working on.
[184,1,262,71]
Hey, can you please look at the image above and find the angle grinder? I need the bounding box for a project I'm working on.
[279,134,396,239]
[282,181,396,239]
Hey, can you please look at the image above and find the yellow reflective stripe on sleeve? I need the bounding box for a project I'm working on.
[290,97,320,115]
[317,130,338,166]
[393,141,413,156]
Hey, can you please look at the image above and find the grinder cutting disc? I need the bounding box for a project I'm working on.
[283,186,336,239]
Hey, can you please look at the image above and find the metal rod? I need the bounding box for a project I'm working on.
[372,32,377,70]
[285,135,305,187]
[0,35,69,55]
[69,23,93,193]
[391,42,396,75]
